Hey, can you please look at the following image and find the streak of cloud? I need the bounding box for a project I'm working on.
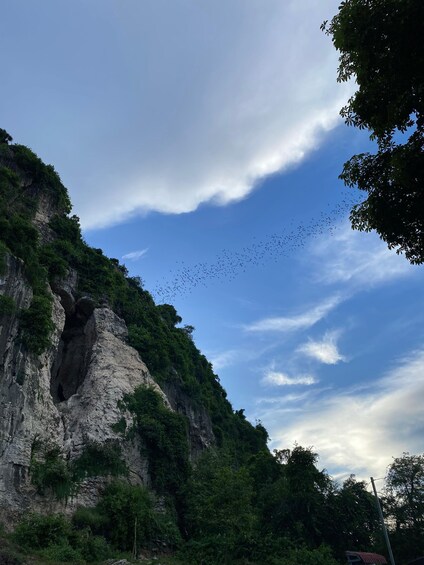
[245,295,342,333]
[311,222,414,288]
[122,248,148,261]
[262,371,317,386]
[297,331,345,364]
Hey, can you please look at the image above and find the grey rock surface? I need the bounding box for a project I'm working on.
[0,250,214,522]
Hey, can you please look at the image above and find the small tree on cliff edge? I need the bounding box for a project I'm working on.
[322,0,424,264]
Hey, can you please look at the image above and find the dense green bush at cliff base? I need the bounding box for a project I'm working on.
[12,513,112,563]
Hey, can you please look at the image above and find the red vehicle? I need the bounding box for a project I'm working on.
[346,551,387,564]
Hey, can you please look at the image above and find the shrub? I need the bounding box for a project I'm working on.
[97,480,182,552]
[30,446,74,500]
[76,533,112,562]
[0,295,15,316]
[270,545,340,565]
[37,543,83,563]
[0,128,13,144]
[19,293,54,355]
[72,441,128,480]
[72,507,108,533]
[121,386,190,497]
[0,241,7,275]
[13,514,72,549]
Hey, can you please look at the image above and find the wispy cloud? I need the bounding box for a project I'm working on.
[311,223,414,288]
[122,248,148,261]
[245,295,342,333]
[262,370,317,387]
[259,347,424,480]
[297,330,345,365]
[210,350,239,371]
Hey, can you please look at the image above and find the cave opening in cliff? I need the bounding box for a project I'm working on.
[50,297,95,403]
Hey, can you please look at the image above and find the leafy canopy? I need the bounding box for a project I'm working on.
[323,0,424,263]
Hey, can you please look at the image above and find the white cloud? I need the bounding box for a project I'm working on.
[8,0,349,229]
[297,330,345,364]
[259,348,424,480]
[122,248,148,261]
[245,295,342,333]
[262,370,317,387]
[210,350,239,371]
[311,222,414,288]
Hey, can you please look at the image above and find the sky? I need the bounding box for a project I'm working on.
[1,0,423,483]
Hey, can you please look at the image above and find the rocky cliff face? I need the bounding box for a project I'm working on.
[0,195,214,522]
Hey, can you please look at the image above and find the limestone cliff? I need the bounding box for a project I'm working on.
[0,138,217,522]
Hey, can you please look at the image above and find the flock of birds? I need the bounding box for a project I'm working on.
[152,193,362,303]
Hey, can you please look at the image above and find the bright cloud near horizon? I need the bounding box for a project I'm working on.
[260,347,424,481]
[1,0,423,481]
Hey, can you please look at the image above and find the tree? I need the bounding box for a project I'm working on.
[0,128,12,144]
[325,475,380,558]
[384,452,424,561]
[385,452,424,531]
[322,0,424,263]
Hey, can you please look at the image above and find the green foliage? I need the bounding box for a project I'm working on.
[185,451,256,539]
[122,386,190,497]
[323,0,424,263]
[30,441,128,501]
[13,514,72,549]
[12,512,113,563]
[0,128,13,144]
[384,452,424,562]
[30,446,74,500]
[96,480,182,551]
[0,241,7,275]
[270,545,340,565]
[12,144,71,213]
[111,417,127,435]
[72,507,109,533]
[72,441,128,480]
[37,543,84,563]
[19,293,54,354]
[0,294,15,316]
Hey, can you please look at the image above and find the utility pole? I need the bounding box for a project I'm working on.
[370,477,396,565]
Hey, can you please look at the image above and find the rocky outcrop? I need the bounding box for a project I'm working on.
[0,244,215,522]
[162,379,214,459]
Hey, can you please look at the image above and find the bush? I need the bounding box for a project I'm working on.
[72,441,128,480]
[97,480,182,552]
[13,514,72,550]
[0,128,12,144]
[77,533,112,562]
[0,548,23,565]
[0,295,15,316]
[121,386,190,497]
[72,506,109,534]
[0,241,7,275]
[19,293,54,355]
[30,446,74,500]
[270,545,340,565]
[37,543,83,563]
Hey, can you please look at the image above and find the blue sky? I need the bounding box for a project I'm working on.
[1,0,423,482]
